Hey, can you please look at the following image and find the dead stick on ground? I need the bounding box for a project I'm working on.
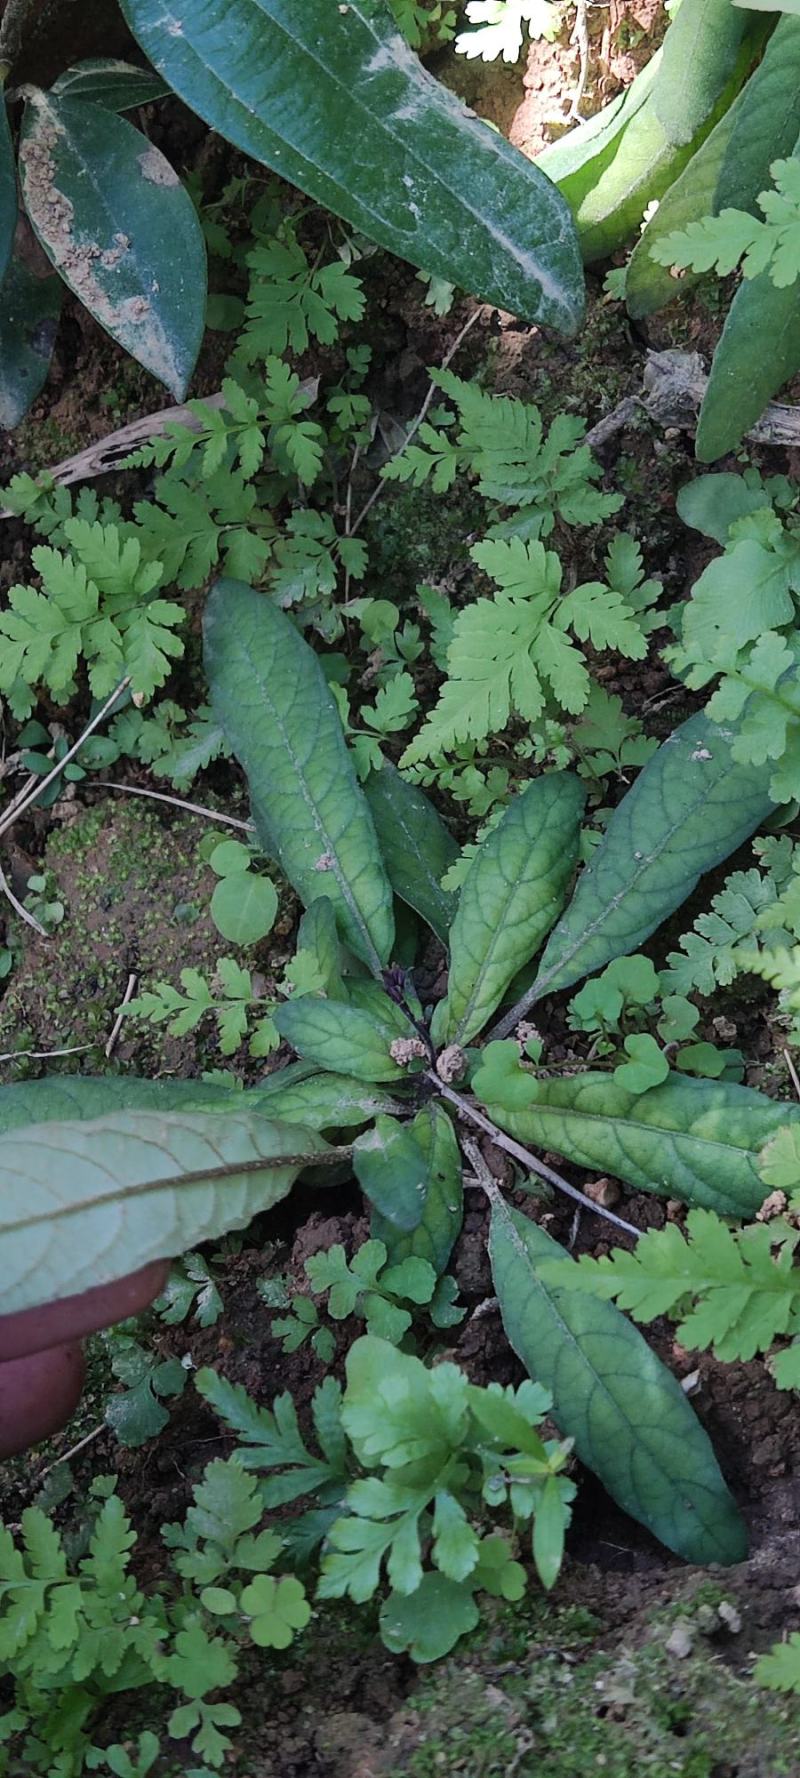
[105,972,138,1060]
[96,781,254,832]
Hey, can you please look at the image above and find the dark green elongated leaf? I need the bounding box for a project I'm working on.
[442,773,585,1046]
[0,102,17,292]
[650,0,750,145]
[521,714,774,1013]
[51,58,172,109]
[489,1198,747,1564]
[626,91,744,318]
[372,1103,463,1274]
[714,15,800,211]
[696,266,800,462]
[0,1073,236,1135]
[353,1113,429,1229]
[250,1065,402,1129]
[0,1110,328,1314]
[204,582,394,973]
[481,1073,800,1218]
[120,0,584,336]
[274,995,409,1083]
[0,256,62,427]
[363,763,457,944]
[19,90,206,398]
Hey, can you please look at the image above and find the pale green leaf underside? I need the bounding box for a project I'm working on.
[485,1074,800,1217]
[530,713,774,1004]
[0,1075,236,1136]
[204,580,394,972]
[0,1109,327,1314]
[19,90,205,399]
[489,1199,747,1564]
[120,0,584,334]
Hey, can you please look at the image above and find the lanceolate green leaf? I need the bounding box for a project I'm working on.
[0,1110,328,1314]
[489,1198,747,1564]
[696,263,800,462]
[481,1074,800,1217]
[274,995,409,1083]
[363,763,458,944]
[19,91,206,399]
[442,773,585,1046]
[120,0,584,335]
[714,16,800,212]
[204,581,394,973]
[505,714,774,1020]
[371,1103,463,1274]
[567,24,759,264]
[626,93,744,319]
[0,102,17,292]
[650,0,750,146]
[0,256,62,428]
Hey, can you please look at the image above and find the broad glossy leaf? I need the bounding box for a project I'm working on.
[650,0,750,146]
[51,59,172,109]
[354,1114,428,1230]
[364,763,457,944]
[483,1073,800,1217]
[120,0,584,335]
[0,103,17,291]
[0,1109,327,1314]
[205,582,394,973]
[0,1073,235,1135]
[696,267,800,462]
[489,1198,747,1564]
[0,255,62,428]
[19,90,205,398]
[371,1102,463,1274]
[528,714,775,1007]
[714,17,800,212]
[442,773,585,1045]
[274,995,410,1082]
[250,1064,401,1129]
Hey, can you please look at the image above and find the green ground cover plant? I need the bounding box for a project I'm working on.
[5,10,800,1765]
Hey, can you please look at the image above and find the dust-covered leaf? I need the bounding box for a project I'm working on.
[20,90,205,398]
